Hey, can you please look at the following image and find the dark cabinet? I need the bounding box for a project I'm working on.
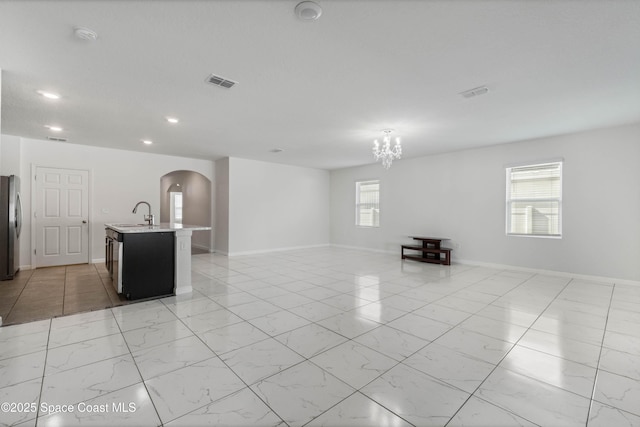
[121,232,175,300]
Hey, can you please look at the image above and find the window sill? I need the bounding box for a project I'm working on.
[507,233,562,239]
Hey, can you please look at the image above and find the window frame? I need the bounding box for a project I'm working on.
[505,160,563,239]
[169,191,183,224]
[355,179,380,228]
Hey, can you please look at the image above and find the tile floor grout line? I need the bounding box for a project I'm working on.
[1,288,24,326]
[33,317,52,427]
[297,390,361,427]
[180,272,429,426]
[172,308,291,427]
[156,300,279,422]
[292,268,535,427]
[301,268,533,426]
[35,305,156,423]
[96,262,124,309]
[325,349,417,424]
[109,305,166,427]
[442,271,573,427]
[61,266,67,318]
[2,270,33,326]
[585,280,616,424]
[4,251,638,425]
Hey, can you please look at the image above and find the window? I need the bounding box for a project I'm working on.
[170,192,183,224]
[506,161,562,237]
[356,180,380,227]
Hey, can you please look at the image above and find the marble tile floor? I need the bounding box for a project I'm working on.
[1,247,639,426]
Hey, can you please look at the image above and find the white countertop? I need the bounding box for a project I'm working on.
[105,223,212,233]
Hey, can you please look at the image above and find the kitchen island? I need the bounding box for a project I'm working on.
[105,223,211,299]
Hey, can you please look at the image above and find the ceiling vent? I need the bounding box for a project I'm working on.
[205,74,237,89]
[460,86,489,99]
[47,136,67,142]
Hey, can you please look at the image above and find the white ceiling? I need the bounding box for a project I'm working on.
[1,0,639,170]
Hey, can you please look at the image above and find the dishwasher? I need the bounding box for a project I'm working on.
[105,228,123,293]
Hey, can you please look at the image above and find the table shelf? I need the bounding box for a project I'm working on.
[401,237,452,265]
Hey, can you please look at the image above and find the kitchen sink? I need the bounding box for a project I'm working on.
[111,223,154,227]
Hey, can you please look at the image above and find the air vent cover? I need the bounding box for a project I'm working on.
[47,136,67,142]
[205,73,237,89]
[460,86,489,99]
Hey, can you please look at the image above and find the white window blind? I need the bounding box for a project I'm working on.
[506,162,562,237]
[356,180,380,227]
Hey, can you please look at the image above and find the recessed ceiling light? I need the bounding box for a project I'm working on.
[142,140,153,145]
[295,1,322,20]
[45,125,63,132]
[166,117,179,124]
[37,90,60,100]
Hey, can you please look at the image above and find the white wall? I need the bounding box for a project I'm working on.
[12,136,215,268]
[0,134,21,177]
[214,158,229,254]
[228,157,330,255]
[331,123,640,282]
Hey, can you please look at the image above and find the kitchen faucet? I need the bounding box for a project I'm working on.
[133,201,155,225]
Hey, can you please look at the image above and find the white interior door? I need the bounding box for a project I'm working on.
[35,167,89,267]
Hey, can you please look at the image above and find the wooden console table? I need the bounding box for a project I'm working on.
[401,237,452,265]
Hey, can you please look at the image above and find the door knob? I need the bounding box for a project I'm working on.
[82,220,88,224]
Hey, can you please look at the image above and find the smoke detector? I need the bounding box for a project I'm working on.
[295,1,322,21]
[74,27,98,41]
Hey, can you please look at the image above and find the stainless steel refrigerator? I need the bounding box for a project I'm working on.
[0,175,22,280]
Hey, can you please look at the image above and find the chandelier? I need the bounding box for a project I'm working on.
[373,129,402,169]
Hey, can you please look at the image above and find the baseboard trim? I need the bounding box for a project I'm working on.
[331,245,640,286]
[455,258,640,287]
[84,242,640,286]
[192,244,214,253]
[330,244,396,255]
[228,243,330,257]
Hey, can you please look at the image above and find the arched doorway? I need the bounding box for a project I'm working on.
[160,170,212,253]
